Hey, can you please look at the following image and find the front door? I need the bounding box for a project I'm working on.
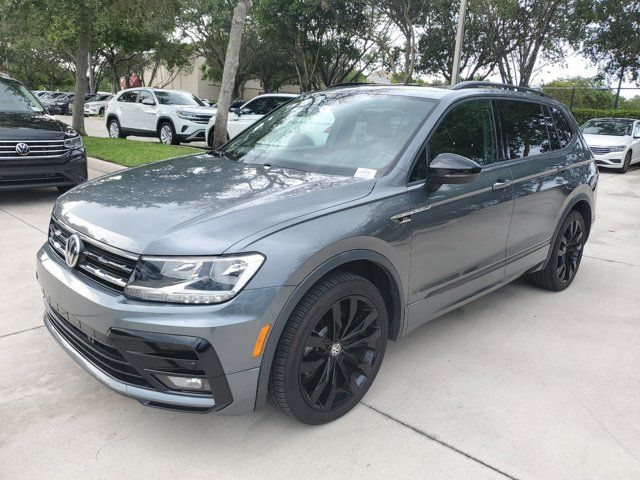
[405,99,514,333]
[131,90,157,132]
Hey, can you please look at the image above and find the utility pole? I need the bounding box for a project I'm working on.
[451,0,469,85]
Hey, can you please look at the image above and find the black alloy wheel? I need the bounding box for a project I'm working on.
[299,294,382,411]
[269,272,388,424]
[529,210,586,291]
[556,217,583,284]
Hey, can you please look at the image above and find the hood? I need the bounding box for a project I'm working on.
[54,154,375,254]
[0,113,67,139]
[168,105,216,114]
[582,133,630,147]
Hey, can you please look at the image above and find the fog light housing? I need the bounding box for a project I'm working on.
[154,374,211,393]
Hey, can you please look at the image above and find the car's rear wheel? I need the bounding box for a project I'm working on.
[108,118,125,139]
[529,210,586,291]
[269,272,388,424]
[621,150,632,173]
[159,121,178,145]
[207,127,229,149]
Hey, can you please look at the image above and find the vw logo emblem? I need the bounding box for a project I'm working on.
[65,234,83,268]
[15,142,30,156]
[329,342,342,357]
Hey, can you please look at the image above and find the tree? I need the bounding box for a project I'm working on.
[376,0,428,82]
[542,76,617,109]
[484,0,587,86]
[416,0,499,82]
[582,0,640,108]
[256,0,382,91]
[212,0,252,149]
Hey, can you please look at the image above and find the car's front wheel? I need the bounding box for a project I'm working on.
[621,150,632,173]
[158,121,178,145]
[530,210,586,291]
[269,272,388,424]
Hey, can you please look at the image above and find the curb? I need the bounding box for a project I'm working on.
[88,157,125,174]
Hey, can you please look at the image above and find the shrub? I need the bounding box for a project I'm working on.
[570,108,640,126]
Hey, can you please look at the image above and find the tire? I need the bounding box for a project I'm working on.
[158,121,178,145]
[207,127,229,149]
[269,272,388,424]
[529,210,586,291]
[621,150,632,173]
[107,118,126,139]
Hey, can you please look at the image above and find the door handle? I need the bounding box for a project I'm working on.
[492,179,513,190]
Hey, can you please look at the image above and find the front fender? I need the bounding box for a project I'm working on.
[253,246,407,411]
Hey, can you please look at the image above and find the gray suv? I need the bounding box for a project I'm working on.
[37,82,597,424]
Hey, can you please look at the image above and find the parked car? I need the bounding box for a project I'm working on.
[37,82,596,424]
[580,117,640,173]
[41,92,74,115]
[105,88,216,144]
[206,93,298,147]
[0,76,87,191]
[84,93,114,116]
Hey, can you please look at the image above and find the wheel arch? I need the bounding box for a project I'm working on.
[156,116,175,133]
[253,249,405,411]
[540,191,594,270]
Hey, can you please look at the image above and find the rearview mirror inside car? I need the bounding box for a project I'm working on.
[427,153,482,185]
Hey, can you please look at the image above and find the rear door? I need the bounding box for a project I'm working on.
[495,99,571,279]
[406,98,515,331]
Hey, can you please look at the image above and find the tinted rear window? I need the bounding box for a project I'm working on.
[496,100,552,159]
[551,107,574,147]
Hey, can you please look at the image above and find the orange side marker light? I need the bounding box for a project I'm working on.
[252,324,271,358]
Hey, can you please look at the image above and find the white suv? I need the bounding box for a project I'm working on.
[206,93,297,147]
[105,88,217,145]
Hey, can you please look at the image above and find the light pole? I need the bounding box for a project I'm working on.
[451,0,469,85]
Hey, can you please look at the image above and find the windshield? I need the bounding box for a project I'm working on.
[155,91,205,106]
[220,91,436,177]
[0,79,45,113]
[581,120,633,136]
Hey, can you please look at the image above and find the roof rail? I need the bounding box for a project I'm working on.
[326,82,378,89]
[450,81,551,98]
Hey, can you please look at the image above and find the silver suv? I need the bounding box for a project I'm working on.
[37,82,597,424]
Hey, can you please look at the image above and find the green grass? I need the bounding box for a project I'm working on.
[83,136,202,167]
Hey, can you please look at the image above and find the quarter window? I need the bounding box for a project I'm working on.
[495,100,552,159]
[550,106,574,148]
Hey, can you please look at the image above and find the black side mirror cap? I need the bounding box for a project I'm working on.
[428,153,482,185]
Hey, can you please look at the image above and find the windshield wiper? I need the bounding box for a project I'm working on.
[208,149,227,159]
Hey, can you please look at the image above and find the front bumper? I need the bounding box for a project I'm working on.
[0,151,87,189]
[592,151,626,169]
[175,119,208,142]
[36,243,292,414]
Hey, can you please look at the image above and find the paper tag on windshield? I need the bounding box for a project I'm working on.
[354,168,377,179]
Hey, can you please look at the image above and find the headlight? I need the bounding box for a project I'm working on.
[610,146,626,152]
[64,134,83,149]
[124,254,265,304]
[176,111,202,121]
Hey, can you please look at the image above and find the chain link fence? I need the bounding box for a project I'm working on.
[539,87,640,125]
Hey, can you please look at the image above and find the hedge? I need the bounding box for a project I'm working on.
[570,108,640,126]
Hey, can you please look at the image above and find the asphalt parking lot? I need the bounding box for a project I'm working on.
[1,162,639,479]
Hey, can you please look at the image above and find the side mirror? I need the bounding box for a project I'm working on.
[141,98,155,106]
[428,153,482,185]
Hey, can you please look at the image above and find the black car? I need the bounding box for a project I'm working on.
[42,92,74,115]
[0,76,87,191]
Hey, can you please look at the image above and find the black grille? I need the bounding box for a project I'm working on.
[47,305,150,388]
[48,218,138,292]
[189,114,213,124]
[0,140,67,160]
